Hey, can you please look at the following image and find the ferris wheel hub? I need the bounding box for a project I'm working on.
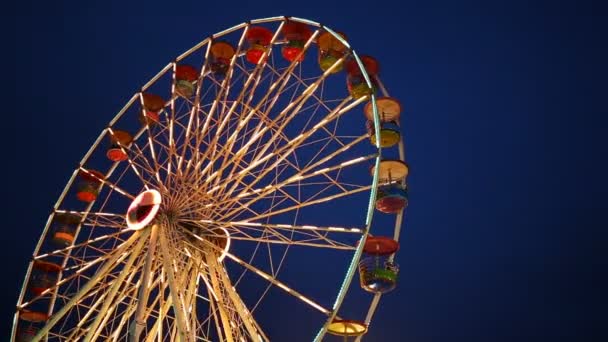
[180,221,231,261]
[126,189,162,230]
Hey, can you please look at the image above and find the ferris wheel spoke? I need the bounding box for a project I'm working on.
[184,219,359,251]
[213,94,361,205]
[82,253,143,341]
[224,185,372,224]
[206,65,291,189]
[188,160,297,217]
[169,244,209,341]
[79,210,127,230]
[202,79,325,197]
[202,249,268,342]
[175,39,212,177]
[130,224,160,342]
[263,55,350,122]
[215,146,372,222]
[120,140,160,181]
[204,70,261,166]
[132,138,183,192]
[191,292,217,342]
[34,229,127,261]
[142,269,192,342]
[220,150,371,220]
[179,99,214,181]
[67,252,145,340]
[162,110,204,183]
[109,263,166,341]
[196,29,317,187]
[30,229,148,342]
[144,295,172,342]
[163,101,203,193]
[184,29,253,182]
[63,281,114,341]
[200,219,364,235]
[183,105,284,202]
[79,167,136,200]
[245,93,359,174]
[196,236,334,318]
[141,270,177,342]
[138,94,170,194]
[187,249,245,342]
[26,232,137,311]
[159,227,195,342]
[164,62,183,191]
[55,209,127,225]
[110,290,140,341]
[185,264,203,340]
[107,127,152,191]
[130,135,187,195]
[207,286,227,342]
[215,145,373,215]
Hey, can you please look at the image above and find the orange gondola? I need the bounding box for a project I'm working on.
[51,212,80,246]
[210,41,235,76]
[16,310,48,342]
[139,93,164,125]
[364,96,402,122]
[317,31,347,73]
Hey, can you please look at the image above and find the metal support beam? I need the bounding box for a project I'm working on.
[130,224,160,341]
[204,253,235,342]
[159,230,191,342]
[31,230,145,342]
[84,233,149,341]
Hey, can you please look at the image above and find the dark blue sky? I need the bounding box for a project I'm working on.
[4,0,607,341]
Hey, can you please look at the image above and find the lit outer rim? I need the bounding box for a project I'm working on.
[126,189,162,230]
[12,15,405,342]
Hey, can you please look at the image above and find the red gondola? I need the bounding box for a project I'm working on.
[29,260,61,296]
[175,64,199,98]
[246,26,274,64]
[359,236,400,293]
[106,130,132,162]
[76,169,104,203]
[346,56,379,99]
[281,21,312,62]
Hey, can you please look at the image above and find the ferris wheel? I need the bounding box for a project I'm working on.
[12,16,409,341]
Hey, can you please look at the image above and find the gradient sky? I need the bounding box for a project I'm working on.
[4,0,607,341]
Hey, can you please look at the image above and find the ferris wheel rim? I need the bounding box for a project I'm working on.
[12,16,406,342]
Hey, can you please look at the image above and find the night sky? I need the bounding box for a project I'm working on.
[4,0,607,341]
